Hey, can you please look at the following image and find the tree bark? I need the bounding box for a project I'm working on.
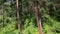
[16,0,21,34]
[44,0,49,14]
[33,0,43,34]
[2,0,4,27]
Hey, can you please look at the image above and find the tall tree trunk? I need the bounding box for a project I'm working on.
[33,0,43,34]
[16,0,21,34]
[44,0,49,14]
[2,0,4,27]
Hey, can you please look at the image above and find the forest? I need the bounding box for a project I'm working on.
[0,0,60,34]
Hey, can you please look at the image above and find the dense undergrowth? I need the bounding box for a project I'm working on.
[0,0,60,34]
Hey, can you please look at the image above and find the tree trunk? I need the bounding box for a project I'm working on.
[33,0,43,34]
[44,0,49,14]
[16,0,21,34]
[2,0,4,27]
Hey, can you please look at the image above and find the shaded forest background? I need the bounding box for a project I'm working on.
[0,0,60,34]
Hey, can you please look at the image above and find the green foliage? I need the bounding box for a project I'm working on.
[0,0,60,34]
